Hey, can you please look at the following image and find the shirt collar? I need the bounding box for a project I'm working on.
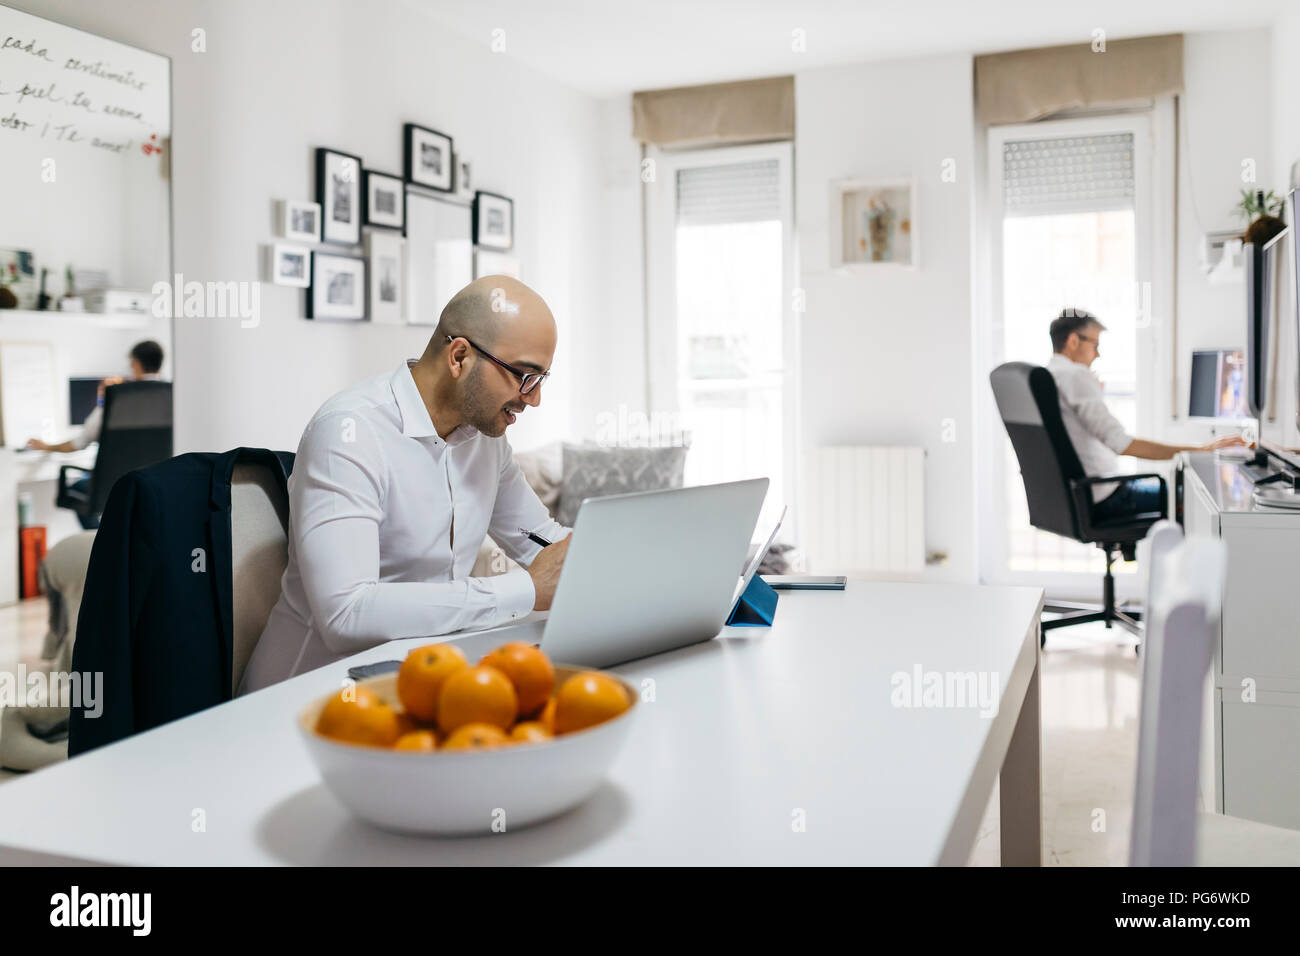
[1047,353,1076,371]
[391,360,475,446]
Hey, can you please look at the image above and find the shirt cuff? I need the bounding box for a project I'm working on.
[1103,429,1133,456]
[484,568,536,626]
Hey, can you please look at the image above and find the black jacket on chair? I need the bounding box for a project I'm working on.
[68,447,294,757]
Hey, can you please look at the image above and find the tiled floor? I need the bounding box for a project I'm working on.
[0,597,1151,863]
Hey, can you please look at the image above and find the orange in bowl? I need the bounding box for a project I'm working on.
[509,721,553,744]
[437,665,518,733]
[315,684,401,748]
[442,722,509,750]
[553,671,631,735]
[397,643,468,722]
[394,729,439,751]
[480,642,555,716]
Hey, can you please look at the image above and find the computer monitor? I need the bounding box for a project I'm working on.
[1188,349,1250,420]
[1244,228,1287,419]
[68,377,105,426]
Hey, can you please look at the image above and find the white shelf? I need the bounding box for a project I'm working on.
[0,308,162,329]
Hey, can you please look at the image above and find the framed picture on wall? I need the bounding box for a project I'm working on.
[830,178,916,269]
[316,147,364,246]
[404,123,454,192]
[405,191,472,325]
[473,190,514,250]
[270,243,311,288]
[454,152,473,199]
[363,170,405,230]
[308,251,366,320]
[276,199,321,243]
[366,229,405,324]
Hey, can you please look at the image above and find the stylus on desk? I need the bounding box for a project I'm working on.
[520,528,553,548]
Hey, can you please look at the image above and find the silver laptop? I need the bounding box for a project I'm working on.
[540,477,769,667]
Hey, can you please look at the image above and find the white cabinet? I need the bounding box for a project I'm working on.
[1181,454,1300,830]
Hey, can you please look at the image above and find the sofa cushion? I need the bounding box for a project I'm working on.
[555,442,689,527]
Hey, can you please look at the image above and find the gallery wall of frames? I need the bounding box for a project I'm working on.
[265,123,522,324]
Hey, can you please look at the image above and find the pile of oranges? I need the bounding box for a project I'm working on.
[314,641,631,751]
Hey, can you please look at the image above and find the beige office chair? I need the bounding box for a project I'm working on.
[230,462,290,694]
[1129,530,1300,865]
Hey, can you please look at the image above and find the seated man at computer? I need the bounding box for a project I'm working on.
[1048,309,1245,520]
[25,339,166,529]
[238,276,571,694]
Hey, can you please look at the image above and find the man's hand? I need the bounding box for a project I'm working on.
[1197,435,1248,453]
[25,439,49,451]
[96,376,124,399]
[526,535,571,611]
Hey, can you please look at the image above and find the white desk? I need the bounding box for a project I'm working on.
[0,581,1044,865]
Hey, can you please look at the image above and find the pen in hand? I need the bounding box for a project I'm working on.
[519,527,552,548]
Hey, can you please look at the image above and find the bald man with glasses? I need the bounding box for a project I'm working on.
[239,276,570,693]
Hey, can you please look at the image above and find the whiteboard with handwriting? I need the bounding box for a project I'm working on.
[0,5,171,295]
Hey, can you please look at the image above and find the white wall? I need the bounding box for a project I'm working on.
[795,53,977,582]
[1163,30,1274,442]
[12,0,610,455]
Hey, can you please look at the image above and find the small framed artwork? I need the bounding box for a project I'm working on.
[473,190,514,250]
[406,192,472,325]
[473,249,520,280]
[404,123,454,192]
[271,243,311,288]
[275,200,321,243]
[366,229,405,325]
[364,170,405,230]
[316,147,364,246]
[830,178,916,269]
[308,251,366,320]
[454,152,473,199]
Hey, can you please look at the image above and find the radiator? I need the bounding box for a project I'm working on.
[806,446,925,572]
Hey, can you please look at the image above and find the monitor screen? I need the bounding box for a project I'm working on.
[1189,350,1249,419]
[68,377,105,426]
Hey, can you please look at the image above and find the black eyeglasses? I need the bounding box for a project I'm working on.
[446,334,550,395]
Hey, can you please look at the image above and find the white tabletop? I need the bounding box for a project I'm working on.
[0,580,1043,865]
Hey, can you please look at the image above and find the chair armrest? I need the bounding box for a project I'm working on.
[56,464,92,494]
[1071,472,1167,490]
[1070,473,1168,540]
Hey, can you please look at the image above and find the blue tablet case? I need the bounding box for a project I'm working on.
[726,572,779,626]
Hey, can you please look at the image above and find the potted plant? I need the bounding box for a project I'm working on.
[1236,189,1286,245]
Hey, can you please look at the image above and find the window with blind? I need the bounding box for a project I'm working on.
[645,144,794,539]
[989,121,1147,583]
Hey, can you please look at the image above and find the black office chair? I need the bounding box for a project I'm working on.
[56,380,173,526]
[989,362,1166,647]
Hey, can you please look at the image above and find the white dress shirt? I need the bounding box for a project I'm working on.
[1046,353,1134,502]
[237,360,569,694]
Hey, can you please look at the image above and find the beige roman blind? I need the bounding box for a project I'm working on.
[975,34,1183,126]
[633,75,794,148]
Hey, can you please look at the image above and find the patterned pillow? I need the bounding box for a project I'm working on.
[556,443,689,527]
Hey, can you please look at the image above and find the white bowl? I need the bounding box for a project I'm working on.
[298,666,637,835]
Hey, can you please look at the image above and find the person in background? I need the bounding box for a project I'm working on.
[26,339,166,528]
[1047,310,1244,521]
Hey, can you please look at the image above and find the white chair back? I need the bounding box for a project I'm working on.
[230,463,290,695]
[1128,534,1225,866]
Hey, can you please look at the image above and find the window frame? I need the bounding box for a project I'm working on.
[977,111,1169,598]
[644,140,798,544]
